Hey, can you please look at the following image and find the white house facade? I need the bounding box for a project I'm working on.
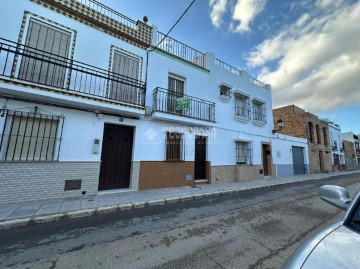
[0,0,309,203]
[322,120,345,171]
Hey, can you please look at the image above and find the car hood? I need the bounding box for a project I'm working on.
[302,225,360,269]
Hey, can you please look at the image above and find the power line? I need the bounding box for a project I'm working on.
[152,0,197,50]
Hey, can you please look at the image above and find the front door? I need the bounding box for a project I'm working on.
[262,144,271,176]
[98,124,134,190]
[195,136,207,180]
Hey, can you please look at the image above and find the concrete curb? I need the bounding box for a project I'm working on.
[0,173,356,230]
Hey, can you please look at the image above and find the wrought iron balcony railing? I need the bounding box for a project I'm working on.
[75,0,137,29]
[156,32,205,69]
[0,38,146,107]
[153,87,215,122]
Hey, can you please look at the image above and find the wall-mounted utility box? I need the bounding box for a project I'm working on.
[92,138,100,154]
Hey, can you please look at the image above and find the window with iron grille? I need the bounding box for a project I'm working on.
[165,132,184,161]
[234,92,250,118]
[110,50,140,104]
[219,84,231,97]
[0,109,64,161]
[19,18,72,88]
[236,141,252,165]
[333,140,338,151]
[252,99,266,122]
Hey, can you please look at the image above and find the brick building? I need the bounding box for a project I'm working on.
[273,105,332,173]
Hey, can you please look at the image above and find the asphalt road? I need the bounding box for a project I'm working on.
[1,173,360,269]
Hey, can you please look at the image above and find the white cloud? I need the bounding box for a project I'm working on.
[209,0,227,28]
[230,0,267,33]
[247,1,360,113]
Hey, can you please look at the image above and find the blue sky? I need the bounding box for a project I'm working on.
[102,0,359,134]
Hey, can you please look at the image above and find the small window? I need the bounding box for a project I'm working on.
[252,99,266,123]
[0,109,64,161]
[234,93,250,118]
[236,141,252,165]
[220,85,231,97]
[332,140,338,151]
[165,132,184,161]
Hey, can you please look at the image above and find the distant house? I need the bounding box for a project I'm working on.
[322,119,345,171]
[273,105,332,174]
[341,132,360,170]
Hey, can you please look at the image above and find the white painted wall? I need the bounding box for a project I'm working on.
[146,50,211,106]
[0,98,144,162]
[206,53,274,137]
[328,122,345,164]
[0,0,147,81]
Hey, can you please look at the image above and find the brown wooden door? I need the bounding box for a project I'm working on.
[195,136,207,180]
[99,124,134,190]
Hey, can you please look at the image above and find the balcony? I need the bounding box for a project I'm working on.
[33,0,152,48]
[156,32,206,69]
[153,87,215,123]
[0,38,146,109]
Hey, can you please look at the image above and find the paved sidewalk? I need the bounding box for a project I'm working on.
[1,170,359,229]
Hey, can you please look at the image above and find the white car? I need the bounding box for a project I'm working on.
[282,185,360,269]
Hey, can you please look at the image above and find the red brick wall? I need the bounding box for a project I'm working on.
[273,105,332,173]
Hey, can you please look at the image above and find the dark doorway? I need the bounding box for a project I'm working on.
[262,144,271,176]
[195,136,207,180]
[292,146,305,174]
[99,124,134,191]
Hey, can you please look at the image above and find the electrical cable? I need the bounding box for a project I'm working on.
[151,0,197,51]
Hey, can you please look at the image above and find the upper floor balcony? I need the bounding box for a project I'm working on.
[152,87,215,125]
[156,32,206,69]
[33,0,152,49]
[0,38,146,113]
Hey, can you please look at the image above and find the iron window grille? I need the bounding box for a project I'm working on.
[165,132,185,162]
[252,100,266,123]
[340,142,345,152]
[220,84,231,97]
[0,109,64,162]
[332,140,338,151]
[234,93,250,118]
[236,141,252,165]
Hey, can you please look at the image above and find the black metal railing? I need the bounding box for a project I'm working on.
[73,0,137,29]
[153,87,215,122]
[215,58,242,77]
[249,75,268,89]
[252,108,267,123]
[0,109,64,162]
[156,32,205,68]
[0,38,146,106]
